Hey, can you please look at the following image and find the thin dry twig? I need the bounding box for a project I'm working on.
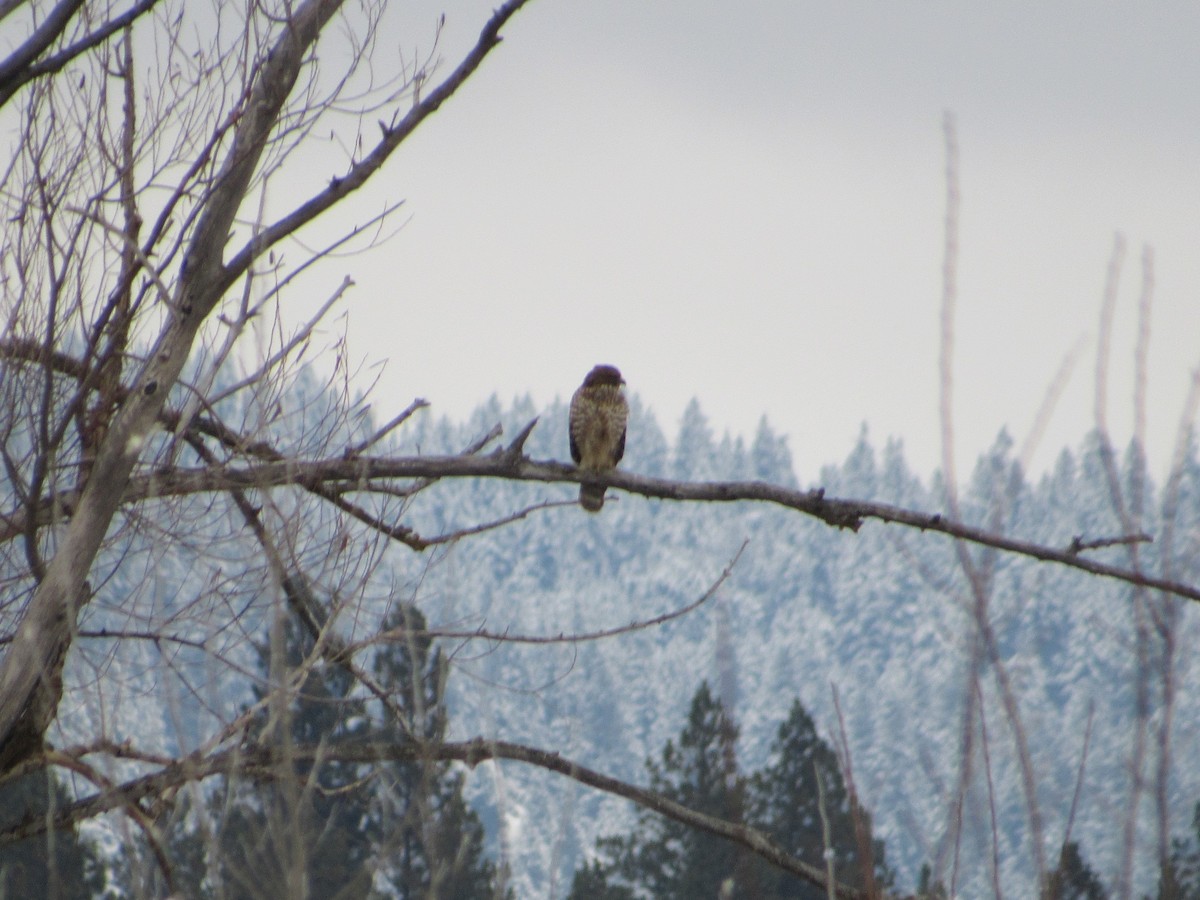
[344,398,429,457]
[1066,533,1153,556]
[830,685,880,899]
[939,110,961,520]
[363,541,747,649]
[976,681,1004,900]
[1060,701,1095,854]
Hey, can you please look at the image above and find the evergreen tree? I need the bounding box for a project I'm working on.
[370,603,504,898]
[831,425,878,498]
[0,768,109,899]
[627,396,672,478]
[751,416,797,487]
[674,400,717,481]
[1042,841,1107,899]
[567,859,636,900]
[749,699,891,898]
[199,614,377,900]
[162,604,504,899]
[1153,802,1200,900]
[915,862,949,898]
[569,682,753,899]
[570,688,893,900]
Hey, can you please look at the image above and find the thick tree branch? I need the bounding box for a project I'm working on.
[98,453,1200,602]
[5,399,1196,607]
[5,449,1197,603]
[0,0,163,107]
[0,0,84,101]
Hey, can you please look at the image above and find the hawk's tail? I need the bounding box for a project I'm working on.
[579,484,605,512]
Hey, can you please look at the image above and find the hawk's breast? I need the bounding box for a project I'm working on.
[569,385,628,471]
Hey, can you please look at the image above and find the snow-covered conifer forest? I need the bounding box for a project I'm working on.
[2,3,1197,898]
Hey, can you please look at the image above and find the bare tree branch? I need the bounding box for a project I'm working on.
[3,737,867,899]
[0,0,533,774]
[94,454,1200,597]
[0,0,164,107]
[216,0,533,298]
[5,444,1196,603]
[362,541,747,650]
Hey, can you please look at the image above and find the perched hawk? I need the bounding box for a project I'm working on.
[569,364,628,512]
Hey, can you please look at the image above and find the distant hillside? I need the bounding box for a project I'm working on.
[370,392,1200,897]
[46,374,1200,897]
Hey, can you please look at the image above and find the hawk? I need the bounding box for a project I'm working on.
[569,364,628,512]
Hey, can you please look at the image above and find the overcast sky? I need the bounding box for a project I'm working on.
[311,2,1200,485]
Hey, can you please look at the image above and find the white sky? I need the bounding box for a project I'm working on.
[300,1,1200,485]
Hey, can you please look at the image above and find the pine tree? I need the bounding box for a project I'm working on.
[915,862,949,898]
[674,400,717,481]
[749,699,891,898]
[370,602,504,898]
[0,768,110,899]
[570,689,893,900]
[627,396,672,478]
[1042,841,1107,899]
[199,615,377,900]
[1153,802,1200,900]
[751,416,797,487]
[161,604,504,899]
[569,682,753,899]
[567,859,636,900]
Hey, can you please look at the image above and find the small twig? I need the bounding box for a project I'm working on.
[831,685,879,899]
[206,275,356,409]
[976,681,1004,900]
[939,110,962,522]
[1061,701,1095,854]
[396,421,504,500]
[416,498,576,549]
[299,485,424,550]
[66,205,174,307]
[344,398,429,457]
[1094,234,1126,436]
[499,416,539,463]
[1133,245,1154,475]
[465,423,504,454]
[1019,335,1087,473]
[364,541,747,648]
[1066,532,1153,556]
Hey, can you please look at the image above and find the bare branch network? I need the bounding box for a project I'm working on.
[0,0,538,811]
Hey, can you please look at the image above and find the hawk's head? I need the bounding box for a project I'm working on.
[582,364,625,388]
